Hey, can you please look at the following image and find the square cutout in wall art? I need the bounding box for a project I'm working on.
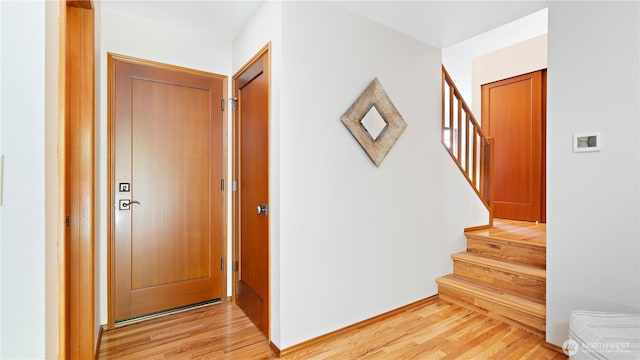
[341,78,407,167]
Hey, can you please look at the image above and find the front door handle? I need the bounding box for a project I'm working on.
[256,204,268,216]
[119,199,141,210]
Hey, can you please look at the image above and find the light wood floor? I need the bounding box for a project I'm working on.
[98,297,566,359]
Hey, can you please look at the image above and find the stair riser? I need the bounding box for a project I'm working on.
[453,261,546,302]
[438,283,545,336]
[467,237,545,268]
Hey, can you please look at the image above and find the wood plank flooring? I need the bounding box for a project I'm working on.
[98,297,566,359]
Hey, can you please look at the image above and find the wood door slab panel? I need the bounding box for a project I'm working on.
[234,46,270,337]
[489,80,533,204]
[129,278,218,317]
[237,280,265,332]
[239,73,269,294]
[238,77,269,292]
[130,79,212,289]
[482,71,544,222]
[111,56,224,322]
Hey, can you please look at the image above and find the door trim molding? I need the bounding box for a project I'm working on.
[106,53,228,327]
[232,42,271,336]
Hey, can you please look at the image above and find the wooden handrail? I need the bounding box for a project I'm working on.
[442,65,494,225]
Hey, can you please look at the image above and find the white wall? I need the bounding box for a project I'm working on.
[442,8,547,109]
[0,1,53,358]
[276,1,487,349]
[44,1,60,358]
[471,34,547,119]
[546,1,640,346]
[97,5,233,325]
[232,0,283,346]
[0,1,3,355]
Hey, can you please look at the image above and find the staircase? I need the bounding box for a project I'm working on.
[439,67,546,336]
[436,220,546,337]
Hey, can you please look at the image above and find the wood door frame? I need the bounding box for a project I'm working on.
[106,53,228,328]
[481,69,547,223]
[232,43,271,335]
[59,0,95,358]
[541,70,547,223]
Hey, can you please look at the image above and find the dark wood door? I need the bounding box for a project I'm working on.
[234,49,270,336]
[482,70,546,222]
[111,56,224,322]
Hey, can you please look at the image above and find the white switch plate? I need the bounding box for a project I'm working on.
[574,132,601,153]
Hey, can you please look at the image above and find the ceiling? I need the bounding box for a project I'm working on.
[333,1,548,48]
[99,0,264,41]
[99,0,548,48]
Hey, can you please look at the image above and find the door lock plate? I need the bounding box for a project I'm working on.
[119,199,131,210]
[119,183,131,192]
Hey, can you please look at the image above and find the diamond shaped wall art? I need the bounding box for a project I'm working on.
[341,78,407,167]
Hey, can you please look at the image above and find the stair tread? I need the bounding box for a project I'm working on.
[465,231,546,249]
[436,275,546,317]
[452,252,546,280]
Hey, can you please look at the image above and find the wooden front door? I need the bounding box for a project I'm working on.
[234,46,270,337]
[482,70,546,222]
[110,55,225,322]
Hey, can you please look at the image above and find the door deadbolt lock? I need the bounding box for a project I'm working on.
[119,199,141,210]
[119,182,131,192]
[256,204,268,216]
